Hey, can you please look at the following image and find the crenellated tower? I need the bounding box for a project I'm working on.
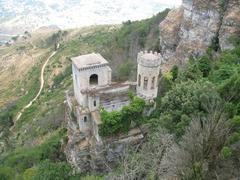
[136,50,162,100]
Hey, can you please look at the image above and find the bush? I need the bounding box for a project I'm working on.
[220,146,232,159]
[158,80,221,136]
[0,166,15,180]
[99,96,145,136]
[32,160,71,180]
[23,167,38,180]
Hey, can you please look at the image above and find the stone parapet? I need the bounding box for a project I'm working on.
[137,50,162,67]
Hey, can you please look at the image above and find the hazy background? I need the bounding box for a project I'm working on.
[0,0,182,42]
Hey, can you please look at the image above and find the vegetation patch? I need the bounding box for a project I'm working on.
[99,94,145,137]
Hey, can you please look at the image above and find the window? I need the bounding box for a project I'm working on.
[138,74,141,87]
[75,74,78,86]
[89,74,98,85]
[83,116,87,122]
[144,77,148,90]
[151,77,155,89]
[93,100,97,107]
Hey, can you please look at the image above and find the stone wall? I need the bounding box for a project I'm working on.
[72,63,112,107]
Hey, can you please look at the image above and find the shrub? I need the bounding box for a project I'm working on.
[0,166,15,180]
[158,80,221,136]
[99,96,145,136]
[23,167,38,180]
[170,65,178,81]
[32,160,71,180]
[220,146,232,159]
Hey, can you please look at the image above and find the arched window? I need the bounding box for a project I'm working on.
[138,74,141,87]
[83,116,87,122]
[93,100,97,107]
[143,77,148,90]
[89,74,98,85]
[151,77,155,89]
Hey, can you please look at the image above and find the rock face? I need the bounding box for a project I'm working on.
[65,117,144,173]
[64,92,144,173]
[219,0,240,50]
[160,0,240,67]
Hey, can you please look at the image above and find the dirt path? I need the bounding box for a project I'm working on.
[12,51,57,128]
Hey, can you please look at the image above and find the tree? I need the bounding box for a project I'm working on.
[159,80,221,136]
[106,128,174,180]
[159,99,230,179]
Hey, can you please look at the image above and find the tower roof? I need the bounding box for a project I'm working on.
[137,51,162,67]
[71,53,109,69]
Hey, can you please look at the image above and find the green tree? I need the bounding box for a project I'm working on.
[159,80,221,136]
[33,160,71,180]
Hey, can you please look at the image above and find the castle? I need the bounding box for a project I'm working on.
[71,51,163,143]
[65,50,163,171]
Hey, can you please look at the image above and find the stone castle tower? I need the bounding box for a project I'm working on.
[66,51,164,172]
[136,51,162,100]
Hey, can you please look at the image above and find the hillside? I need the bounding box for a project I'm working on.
[0,10,169,179]
[0,1,240,179]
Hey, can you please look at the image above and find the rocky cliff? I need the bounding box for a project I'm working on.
[159,0,240,67]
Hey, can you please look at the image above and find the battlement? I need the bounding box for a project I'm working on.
[137,50,163,67]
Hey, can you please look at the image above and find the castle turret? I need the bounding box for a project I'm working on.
[136,51,162,100]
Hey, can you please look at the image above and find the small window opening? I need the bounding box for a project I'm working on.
[83,116,87,122]
[144,77,148,90]
[151,77,155,89]
[138,74,141,87]
[93,100,97,107]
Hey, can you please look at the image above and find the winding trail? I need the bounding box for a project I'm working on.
[12,51,57,128]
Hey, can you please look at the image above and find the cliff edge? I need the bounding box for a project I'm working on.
[159,0,240,68]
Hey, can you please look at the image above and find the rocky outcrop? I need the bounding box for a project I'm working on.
[64,92,144,173]
[219,0,240,50]
[159,0,240,67]
[65,120,144,173]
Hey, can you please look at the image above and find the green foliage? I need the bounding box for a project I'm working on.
[0,103,15,130]
[115,9,169,50]
[170,65,179,81]
[117,60,134,81]
[157,80,221,136]
[80,175,104,180]
[45,30,68,48]
[32,160,71,180]
[220,146,232,159]
[228,132,240,144]
[23,167,38,180]
[0,166,15,180]
[181,61,203,81]
[52,65,72,88]
[99,96,145,136]
[198,55,212,77]
[218,69,240,103]
[1,129,66,176]
[157,72,173,97]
